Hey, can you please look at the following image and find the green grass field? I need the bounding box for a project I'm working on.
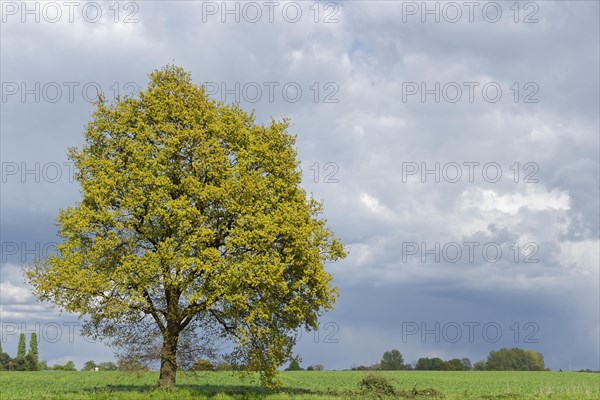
[0,370,598,399]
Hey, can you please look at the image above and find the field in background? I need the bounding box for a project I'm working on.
[0,370,598,399]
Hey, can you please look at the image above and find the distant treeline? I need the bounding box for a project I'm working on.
[0,333,118,372]
[0,333,39,371]
[2,335,597,373]
[349,348,548,371]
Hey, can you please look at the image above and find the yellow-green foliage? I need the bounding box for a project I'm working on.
[26,65,346,388]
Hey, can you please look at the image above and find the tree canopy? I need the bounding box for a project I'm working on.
[16,334,26,359]
[27,65,346,388]
[485,348,545,371]
[380,349,404,370]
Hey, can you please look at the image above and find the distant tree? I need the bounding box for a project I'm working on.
[17,333,26,359]
[473,360,486,371]
[380,349,404,370]
[214,361,233,371]
[9,357,26,371]
[461,358,472,371]
[52,361,77,371]
[312,364,324,371]
[82,360,97,371]
[117,357,149,372]
[416,357,446,370]
[97,361,118,371]
[227,361,247,371]
[38,360,50,370]
[523,350,545,371]
[306,365,314,371]
[285,355,304,371]
[189,359,215,371]
[429,357,446,370]
[0,352,11,370]
[416,358,431,370]
[486,348,513,370]
[444,358,466,371]
[485,348,545,371]
[24,354,37,371]
[64,361,77,371]
[26,333,39,371]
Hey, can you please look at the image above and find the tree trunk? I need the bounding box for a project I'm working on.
[159,327,179,388]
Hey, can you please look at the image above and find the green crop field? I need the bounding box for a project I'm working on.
[0,370,598,399]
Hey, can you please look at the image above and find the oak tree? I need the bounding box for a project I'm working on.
[27,65,345,388]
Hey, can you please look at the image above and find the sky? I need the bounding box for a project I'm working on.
[0,0,599,371]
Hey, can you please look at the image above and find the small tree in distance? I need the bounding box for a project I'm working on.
[16,333,26,359]
[190,359,215,371]
[117,357,150,372]
[97,361,118,371]
[311,364,325,371]
[285,355,304,371]
[25,333,39,371]
[474,360,487,371]
[53,361,77,371]
[461,358,472,370]
[64,361,76,371]
[380,349,404,370]
[214,361,233,371]
[485,348,545,371]
[82,360,97,371]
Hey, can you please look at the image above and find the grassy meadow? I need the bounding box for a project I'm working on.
[0,370,598,399]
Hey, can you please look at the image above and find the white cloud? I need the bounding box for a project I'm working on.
[0,281,32,304]
[462,187,570,214]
